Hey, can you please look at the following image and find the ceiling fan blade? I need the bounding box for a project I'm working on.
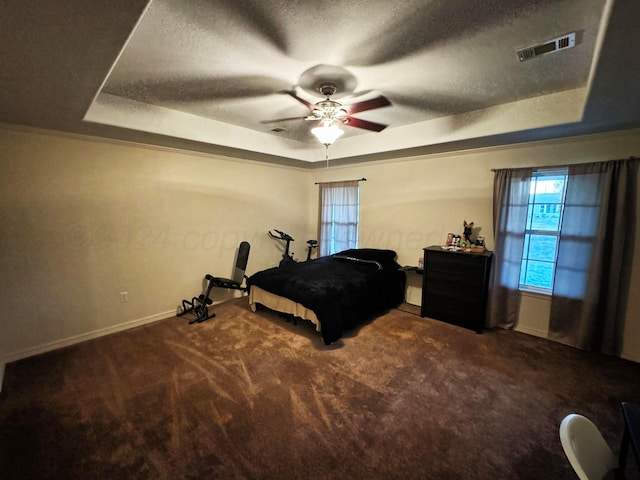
[387,91,489,115]
[345,116,388,132]
[213,0,288,54]
[260,116,307,124]
[347,95,391,114]
[104,76,290,103]
[342,0,552,67]
[283,90,314,109]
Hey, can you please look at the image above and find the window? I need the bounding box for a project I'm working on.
[519,169,568,293]
[318,180,360,256]
[489,159,637,342]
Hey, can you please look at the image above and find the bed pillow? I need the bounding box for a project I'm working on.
[334,248,399,268]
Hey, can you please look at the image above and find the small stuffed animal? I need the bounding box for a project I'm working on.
[462,220,475,246]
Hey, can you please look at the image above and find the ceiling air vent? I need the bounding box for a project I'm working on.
[517,32,576,62]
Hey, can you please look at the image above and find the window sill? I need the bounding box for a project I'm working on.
[519,287,552,299]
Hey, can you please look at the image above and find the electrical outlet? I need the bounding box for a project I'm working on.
[120,291,128,303]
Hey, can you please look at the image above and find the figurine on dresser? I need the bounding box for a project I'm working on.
[461,220,475,247]
[461,220,486,252]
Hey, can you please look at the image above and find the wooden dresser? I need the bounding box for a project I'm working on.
[421,245,493,332]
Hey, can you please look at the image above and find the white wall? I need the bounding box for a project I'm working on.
[1,125,639,390]
[310,129,640,362]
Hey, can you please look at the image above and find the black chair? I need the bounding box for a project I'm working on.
[178,241,250,324]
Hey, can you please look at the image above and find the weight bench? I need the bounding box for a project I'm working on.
[178,241,250,324]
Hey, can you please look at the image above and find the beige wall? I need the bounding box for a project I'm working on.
[0,127,312,369]
[310,129,640,362]
[1,125,639,387]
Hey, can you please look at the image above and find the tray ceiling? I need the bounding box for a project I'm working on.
[2,0,640,166]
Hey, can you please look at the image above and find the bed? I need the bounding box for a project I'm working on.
[247,249,406,344]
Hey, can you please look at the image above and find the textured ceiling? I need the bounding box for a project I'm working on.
[2,0,640,166]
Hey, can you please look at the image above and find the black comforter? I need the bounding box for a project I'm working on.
[247,249,406,344]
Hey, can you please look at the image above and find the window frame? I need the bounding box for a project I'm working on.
[518,168,568,294]
[318,181,360,256]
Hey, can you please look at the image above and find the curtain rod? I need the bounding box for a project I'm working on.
[315,177,367,185]
[490,156,639,172]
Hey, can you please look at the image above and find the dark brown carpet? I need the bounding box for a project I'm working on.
[1,298,639,479]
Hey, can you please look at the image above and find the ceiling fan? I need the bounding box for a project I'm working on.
[283,83,392,134]
[263,80,391,145]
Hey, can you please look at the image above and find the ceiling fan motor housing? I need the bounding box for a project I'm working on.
[319,83,338,98]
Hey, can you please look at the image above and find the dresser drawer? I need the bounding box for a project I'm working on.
[425,268,486,295]
[427,251,487,275]
[423,301,484,332]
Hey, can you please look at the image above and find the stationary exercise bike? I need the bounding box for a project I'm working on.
[268,229,318,267]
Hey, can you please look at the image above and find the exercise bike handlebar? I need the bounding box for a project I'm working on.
[268,229,294,242]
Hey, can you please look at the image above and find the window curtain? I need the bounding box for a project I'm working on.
[317,180,359,256]
[548,159,638,355]
[486,167,533,328]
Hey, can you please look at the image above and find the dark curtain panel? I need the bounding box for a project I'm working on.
[486,168,533,328]
[548,159,638,354]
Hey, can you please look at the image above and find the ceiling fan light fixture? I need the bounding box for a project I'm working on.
[311,123,344,146]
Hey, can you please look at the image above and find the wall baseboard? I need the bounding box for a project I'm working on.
[514,324,549,338]
[620,352,640,364]
[0,309,176,392]
[515,326,639,364]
